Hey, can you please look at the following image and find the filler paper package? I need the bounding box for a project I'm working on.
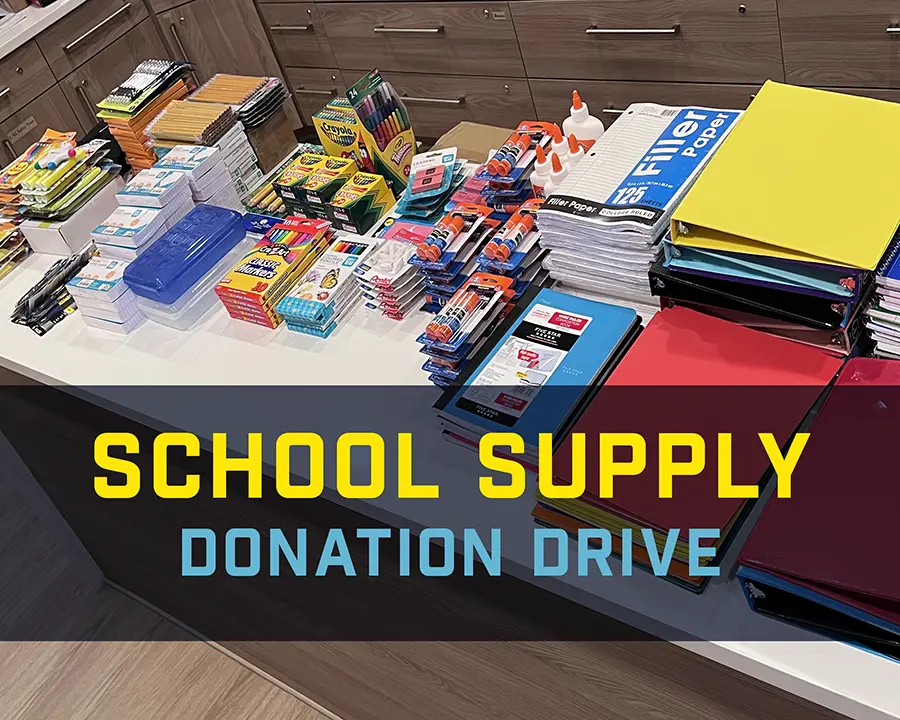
[215,216,333,328]
[277,234,376,336]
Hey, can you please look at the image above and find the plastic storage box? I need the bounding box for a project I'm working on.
[136,235,255,330]
[123,205,244,305]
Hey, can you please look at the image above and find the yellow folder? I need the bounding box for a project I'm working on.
[671,81,900,270]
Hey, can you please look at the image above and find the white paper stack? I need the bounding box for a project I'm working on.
[67,257,145,334]
[537,103,741,319]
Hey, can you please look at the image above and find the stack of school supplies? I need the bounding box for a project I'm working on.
[277,234,376,337]
[538,306,842,592]
[538,104,742,320]
[394,147,469,221]
[436,286,639,449]
[67,257,145,334]
[274,155,357,221]
[664,82,892,355]
[18,139,121,222]
[146,99,237,147]
[410,204,497,316]
[0,130,77,223]
[241,142,325,219]
[191,74,266,106]
[96,59,193,170]
[313,96,373,172]
[11,242,94,335]
[91,206,171,262]
[346,70,415,191]
[238,78,290,132]
[738,357,900,660]
[328,172,394,234]
[355,217,432,320]
[124,205,248,330]
[416,272,518,389]
[0,224,30,281]
[866,236,900,358]
[153,144,241,209]
[214,216,333,329]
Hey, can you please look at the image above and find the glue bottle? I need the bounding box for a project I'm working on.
[418,214,465,262]
[529,144,552,197]
[565,134,585,167]
[549,152,568,189]
[549,125,568,164]
[562,90,605,145]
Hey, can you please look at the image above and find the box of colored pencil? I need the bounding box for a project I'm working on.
[214,216,333,328]
[346,70,416,192]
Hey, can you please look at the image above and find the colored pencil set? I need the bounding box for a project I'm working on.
[354,83,410,152]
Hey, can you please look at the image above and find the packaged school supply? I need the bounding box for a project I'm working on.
[328,172,395,234]
[215,216,333,328]
[116,168,191,208]
[346,70,416,191]
[0,225,30,282]
[301,157,358,219]
[11,242,94,335]
[313,103,373,172]
[237,77,291,131]
[191,74,267,106]
[395,148,470,221]
[277,234,375,336]
[98,60,193,116]
[562,90,605,147]
[436,287,639,456]
[474,122,557,185]
[146,100,237,146]
[482,200,543,264]
[537,103,742,318]
[67,257,146,333]
[272,152,329,208]
[240,142,326,217]
[0,131,79,221]
[866,233,900,358]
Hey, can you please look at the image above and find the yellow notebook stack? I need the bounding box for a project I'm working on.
[651,81,900,355]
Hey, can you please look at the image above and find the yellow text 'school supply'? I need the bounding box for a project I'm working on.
[272,152,328,206]
[214,216,332,328]
[346,70,416,192]
[329,172,395,234]
[671,81,900,271]
[301,157,358,220]
[312,105,375,173]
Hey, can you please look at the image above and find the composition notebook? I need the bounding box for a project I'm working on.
[540,307,843,588]
[437,288,639,451]
[671,81,900,270]
[738,358,900,658]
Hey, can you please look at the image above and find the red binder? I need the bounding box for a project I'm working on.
[549,307,843,539]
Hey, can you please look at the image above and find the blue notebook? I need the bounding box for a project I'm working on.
[438,288,638,450]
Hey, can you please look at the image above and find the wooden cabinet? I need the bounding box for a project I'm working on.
[60,19,169,131]
[512,0,783,84]
[318,2,525,77]
[378,72,535,138]
[260,3,337,68]
[780,0,900,88]
[0,41,57,125]
[0,86,83,164]
[36,0,148,78]
[530,79,759,124]
[285,67,346,122]
[159,0,286,85]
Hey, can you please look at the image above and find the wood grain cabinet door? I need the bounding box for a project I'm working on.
[0,86,82,164]
[781,0,900,87]
[319,2,525,77]
[511,0,783,84]
[160,0,286,85]
[0,42,56,125]
[260,3,337,68]
[60,19,169,131]
[285,68,347,122]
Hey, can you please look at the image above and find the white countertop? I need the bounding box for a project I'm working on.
[0,0,92,60]
[0,251,897,720]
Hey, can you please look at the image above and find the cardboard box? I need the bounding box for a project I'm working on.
[20,178,125,255]
[430,122,515,164]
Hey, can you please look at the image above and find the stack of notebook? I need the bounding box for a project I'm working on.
[97,59,193,171]
[535,306,842,592]
[865,237,900,358]
[738,358,900,658]
[435,287,640,453]
[658,81,899,356]
[537,104,741,320]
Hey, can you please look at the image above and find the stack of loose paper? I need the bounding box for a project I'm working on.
[537,104,741,320]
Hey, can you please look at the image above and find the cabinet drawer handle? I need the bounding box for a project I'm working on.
[887,26,900,33]
[602,106,626,115]
[374,25,443,34]
[295,87,336,96]
[63,3,132,52]
[0,87,10,100]
[401,94,464,105]
[271,25,312,31]
[75,82,98,123]
[586,24,680,35]
[169,23,199,86]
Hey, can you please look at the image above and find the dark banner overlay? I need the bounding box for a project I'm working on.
[0,383,890,642]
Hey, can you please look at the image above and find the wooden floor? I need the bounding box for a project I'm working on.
[0,444,844,720]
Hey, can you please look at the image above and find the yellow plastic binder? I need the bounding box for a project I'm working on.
[671,81,900,270]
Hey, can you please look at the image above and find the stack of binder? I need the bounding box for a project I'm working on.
[535,307,842,591]
[659,81,900,356]
[536,103,741,320]
[435,287,640,456]
[738,358,900,659]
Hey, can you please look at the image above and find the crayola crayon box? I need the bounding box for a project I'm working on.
[328,172,395,234]
[312,105,375,173]
[272,152,328,207]
[301,157,358,219]
[346,70,416,193]
[214,216,333,328]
